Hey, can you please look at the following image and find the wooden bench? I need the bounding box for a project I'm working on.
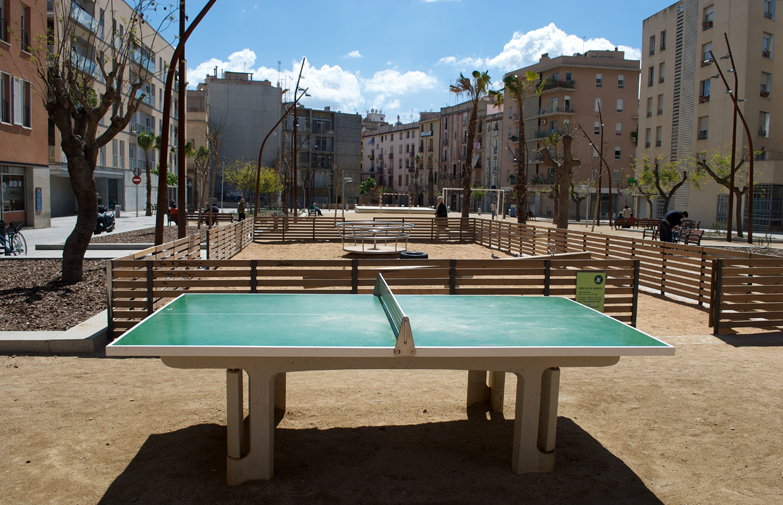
[643,228,658,240]
[167,208,179,226]
[679,229,704,246]
[185,212,234,225]
[638,218,658,230]
[613,217,639,229]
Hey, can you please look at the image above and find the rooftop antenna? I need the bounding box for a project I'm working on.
[277,60,281,88]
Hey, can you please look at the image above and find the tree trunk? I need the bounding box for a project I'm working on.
[462,99,479,218]
[62,151,98,283]
[734,188,744,237]
[145,154,153,216]
[516,106,528,224]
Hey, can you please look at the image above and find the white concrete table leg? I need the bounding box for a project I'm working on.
[226,369,277,484]
[226,369,244,460]
[488,371,506,413]
[538,367,560,453]
[510,366,557,474]
[467,370,491,405]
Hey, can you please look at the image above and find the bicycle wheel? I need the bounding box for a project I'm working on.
[11,233,27,256]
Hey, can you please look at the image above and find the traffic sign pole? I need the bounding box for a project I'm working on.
[133,175,141,217]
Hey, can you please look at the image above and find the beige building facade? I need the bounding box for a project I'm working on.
[501,50,640,219]
[640,0,782,230]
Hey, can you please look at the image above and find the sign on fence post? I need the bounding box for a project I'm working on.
[576,271,606,312]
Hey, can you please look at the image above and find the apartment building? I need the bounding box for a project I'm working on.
[439,99,490,211]
[281,104,362,208]
[640,0,782,230]
[417,111,441,207]
[42,0,180,217]
[367,119,420,204]
[0,0,49,227]
[501,50,640,218]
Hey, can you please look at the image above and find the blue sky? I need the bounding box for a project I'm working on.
[174,0,676,122]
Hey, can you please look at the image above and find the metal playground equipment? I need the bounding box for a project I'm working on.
[335,221,415,254]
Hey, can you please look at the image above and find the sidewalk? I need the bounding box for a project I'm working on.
[18,212,165,259]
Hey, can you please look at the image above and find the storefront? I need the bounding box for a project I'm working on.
[1,166,26,224]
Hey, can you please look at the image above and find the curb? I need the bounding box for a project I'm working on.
[0,310,108,354]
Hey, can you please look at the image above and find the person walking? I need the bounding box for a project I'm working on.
[490,201,497,220]
[237,198,246,221]
[658,210,688,242]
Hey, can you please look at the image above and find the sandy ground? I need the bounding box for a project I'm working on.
[2,222,783,504]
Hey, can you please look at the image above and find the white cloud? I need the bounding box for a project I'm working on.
[345,50,362,59]
[363,69,440,95]
[439,23,641,72]
[188,49,258,83]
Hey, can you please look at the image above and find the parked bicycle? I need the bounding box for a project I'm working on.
[0,220,27,256]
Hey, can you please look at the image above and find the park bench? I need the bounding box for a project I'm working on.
[613,217,639,229]
[186,212,233,225]
[680,229,704,246]
[638,218,658,230]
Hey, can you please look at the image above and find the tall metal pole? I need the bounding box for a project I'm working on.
[177,0,187,238]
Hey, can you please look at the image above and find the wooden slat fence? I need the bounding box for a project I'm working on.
[710,258,783,334]
[107,257,639,339]
[207,219,255,259]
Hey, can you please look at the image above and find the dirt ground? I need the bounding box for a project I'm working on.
[2,236,783,504]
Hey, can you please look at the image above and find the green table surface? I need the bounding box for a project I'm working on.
[108,294,672,356]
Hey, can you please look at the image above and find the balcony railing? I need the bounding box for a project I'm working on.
[699,95,710,103]
[130,122,154,135]
[538,106,575,115]
[762,49,772,58]
[703,20,713,30]
[541,78,575,91]
[697,130,708,140]
[759,128,768,137]
[761,90,770,98]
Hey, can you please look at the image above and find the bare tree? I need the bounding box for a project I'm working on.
[2,1,175,281]
[539,132,580,229]
[204,115,228,226]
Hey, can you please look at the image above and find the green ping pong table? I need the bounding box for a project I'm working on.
[107,274,674,485]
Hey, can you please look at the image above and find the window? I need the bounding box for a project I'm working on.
[617,99,624,112]
[649,35,656,55]
[618,75,625,89]
[0,0,8,43]
[595,98,602,112]
[565,71,572,81]
[697,116,709,140]
[12,77,31,127]
[564,96,572,112]
[763,33,773,58]
[508,127,512,140]
[764,0,775,19]
[616,122,623,136]
[596,73,602,87]
[119,140,125,168]
[646,97,653,117]
[112,139,118,167]
[761,72,772,97]
[645,128,652,148]
[700,79,711,102]
[659,62,665,83]
[656,126,663,147]
[759,112,770,137]
[0,72,10,124]
[1,172,25,212]
[550,97,558,113]
[20,5,30,51]
[100,146,106,167]
[661,30,667,50]
[702,42,713,64]
[648,66,654,86]
[657,94,664,115]
[594,122,600,135]
[704,5,714,29]
[615,147,622,160]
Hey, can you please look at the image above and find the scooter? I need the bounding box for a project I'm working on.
[94,205,116,234]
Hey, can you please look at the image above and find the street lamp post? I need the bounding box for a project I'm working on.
[342,177,352,219]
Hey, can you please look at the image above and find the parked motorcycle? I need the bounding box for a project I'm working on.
[94,205,116,234]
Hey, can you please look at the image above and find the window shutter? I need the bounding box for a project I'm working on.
[13,77,23,125]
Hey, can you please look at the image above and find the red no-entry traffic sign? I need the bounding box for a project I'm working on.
[132,175,142,185]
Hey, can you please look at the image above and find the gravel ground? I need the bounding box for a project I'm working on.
[2,225,780,332]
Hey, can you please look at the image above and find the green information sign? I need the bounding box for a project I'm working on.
[576,271,606,312]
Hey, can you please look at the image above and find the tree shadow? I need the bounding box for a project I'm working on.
[99,417,662,505]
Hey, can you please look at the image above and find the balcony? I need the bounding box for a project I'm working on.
[699,95,710,103]
[135,89,155,107]
[697,130,708,140]
[541,77,575,92]
[761,90,770,98]
[130,122,154,135]
[421,131,432,137]
[762,49,772,58]
[703,20,713,30]
[70,4,97,32]
[536,106,575,117]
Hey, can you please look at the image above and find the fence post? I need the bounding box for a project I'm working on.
[710,259,723,334]
[146,260,154,315]
[632,260,640,327]
[544,259,551,296]
[250,259,257,293]
[106,260,114,340]
[351,258,359,293]
[206,228,211,260]
[449,259,457,295]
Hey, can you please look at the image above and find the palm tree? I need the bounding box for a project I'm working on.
[136,131,156,216]
[450,70,491,218]
[491,71,542,223]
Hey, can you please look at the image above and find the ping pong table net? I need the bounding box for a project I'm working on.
[373,274,415,356]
